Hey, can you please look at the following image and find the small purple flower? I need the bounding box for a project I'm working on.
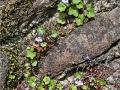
[85,54,90,61]
[35,36,43,42]
[75,78,83,86]
[62,0,69,3]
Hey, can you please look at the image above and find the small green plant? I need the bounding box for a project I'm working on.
[43,76,51,84]
[26,47,36,59]
[81,84,88,90]
[57,0,95,25]
[40,42,47,47]
[69,84,77,90]
[37,27,45,35]
[51,30,58,38]
[56,83,63,90]
[28,76,37,87]
[75,71,83,79]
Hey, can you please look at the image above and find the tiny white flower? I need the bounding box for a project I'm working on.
[62,0,69,3]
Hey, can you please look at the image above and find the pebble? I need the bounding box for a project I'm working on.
[59,80,69,87]
[109,62,120,70]
[67,75,74,83]
[106,75,114,83]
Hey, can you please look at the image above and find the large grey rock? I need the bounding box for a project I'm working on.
[37,7,120,77]
[0,51,9,89]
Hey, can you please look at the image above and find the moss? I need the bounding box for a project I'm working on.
[0,0,32,40]
[0,44,24,89]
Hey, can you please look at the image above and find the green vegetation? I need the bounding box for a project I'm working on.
[57,0,95,25]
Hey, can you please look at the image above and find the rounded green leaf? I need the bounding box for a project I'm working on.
[57,17,66,24]
[48,80,56,90]
[68,6,78,17]
[26,47,36,59]
[28,81,36,87]
[25,62,30,69]
[29,76,36,82]
[28,76,36,87]
[81,84,88,90]
[24,71,30,77]
[76,1,84,9]
[37,27,45,35]
[59,12,67,18]
[40,42,47,47]
[38,86,45,90]
[75,71,83,78]
[51,30,58,38]
[31,59,38,67]
[57,2,67,12]
[75,14,84,25]
[72,0,81,4]
[56,83,63,90]
[43,76,51,84]
[96,78,106,86]
[69,84,77,90]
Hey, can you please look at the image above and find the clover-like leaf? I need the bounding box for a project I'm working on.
[57,17,66,24]
[75,14,84,25]
[75,71,83,79]
[76,1,84,9]
[40,42,47,47]
[38,86,45,90]
[24,71,30,77]
[25,62,30,69]
[9,74,15,80]
[28,76,36,87]
[72,0,81,4]
[26,47,36,59]
[43,76,51,85]
[56,83,63,90]
[57,2,67,12]
[48,80,56,90]
[59,12,67,18]
[37,27,45,35]
[31,59,38,67]
[51,30,58,38]
[86,3,92,11]
[81,84,88,90]
[96,78,106,86]
[69,84,77,90]
[68,6,78,17]
[84,9,95,18]
[84,3,95,18]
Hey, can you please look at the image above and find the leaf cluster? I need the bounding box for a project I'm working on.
[37,76,63,90]
[57,0,95,25]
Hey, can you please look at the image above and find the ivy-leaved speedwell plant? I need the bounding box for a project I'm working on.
[57,0,95,25]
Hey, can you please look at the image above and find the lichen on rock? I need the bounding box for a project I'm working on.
[0,0,32,40]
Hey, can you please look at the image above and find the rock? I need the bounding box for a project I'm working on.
[109,62,120,70]
[106,75,114,83]
[59,80,69,87]
[103,85,117,90]
[38,7,120,77]
[0,51,9,89]
[67,75,74,83]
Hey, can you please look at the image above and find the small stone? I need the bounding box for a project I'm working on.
[109,62,120,70]
[103,85,116,90]
[59,80,69,87]
[115,51,120,57]
[113,71,119,78]
[67,75,74,83]
[106,75,114,83]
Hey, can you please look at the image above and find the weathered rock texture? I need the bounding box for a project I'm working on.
[0,51,9,89]
[38,7,120,77]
